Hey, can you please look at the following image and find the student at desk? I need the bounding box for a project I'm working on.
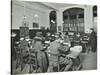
[73,33,81,46]
[47,33,61,72]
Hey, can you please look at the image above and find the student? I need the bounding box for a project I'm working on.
[47,33,72,72]
[32,32,48,72]
[47,33,61,72]
[64,32,70,44]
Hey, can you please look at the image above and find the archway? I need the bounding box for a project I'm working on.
[93,6,97,32]
[63,7,84,33]
[49,10,57,33]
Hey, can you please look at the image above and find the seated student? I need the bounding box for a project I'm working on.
[45,32,51,41]
[73,32,81,46]
[32,32,48,72]
[58,33,73,71]
[47,33,72,72]
[64,32,71,46]
[50,34,55,42]
[15,37,30,70]
[58,32,62,39]
[19,37,29,55]
[47,33,61,72]
[58,32,71,54]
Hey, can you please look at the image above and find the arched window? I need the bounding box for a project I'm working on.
[63,8,84,32]
[49,10,57,33]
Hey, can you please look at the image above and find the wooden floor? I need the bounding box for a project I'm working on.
[12,51,97,74]
[82,51,97,70]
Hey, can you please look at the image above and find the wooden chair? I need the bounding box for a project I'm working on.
[28,48,38,73]
[14,46,22,69]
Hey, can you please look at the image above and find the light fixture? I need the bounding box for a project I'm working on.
[22,2,29,27]
[22,15,29,27]
[51,20,55,23]
[34,14,39,24]
[34,14,39,18]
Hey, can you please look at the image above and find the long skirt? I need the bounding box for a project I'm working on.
[37,51,49,72]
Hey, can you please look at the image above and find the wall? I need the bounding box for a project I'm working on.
[93,17,97,32]
[12,2,50,29]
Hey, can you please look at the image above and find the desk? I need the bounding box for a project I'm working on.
[81,40,89,53]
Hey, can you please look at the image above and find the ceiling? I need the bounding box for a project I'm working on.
[14,1,96,13]
[27,1,78,11]
[41,2,78,9]
[13,1,97,18]
[27,2,97,18]
[26,2,53,11]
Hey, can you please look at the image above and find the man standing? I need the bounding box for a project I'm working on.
[89,28,97,52]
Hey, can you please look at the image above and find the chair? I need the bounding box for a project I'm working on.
[14,46,22,69]
[28,48,38,73]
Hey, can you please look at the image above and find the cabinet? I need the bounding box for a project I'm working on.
[63,18,84,32]
[20,26,29,38]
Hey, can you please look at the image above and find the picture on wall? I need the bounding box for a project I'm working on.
[33,22,39,28]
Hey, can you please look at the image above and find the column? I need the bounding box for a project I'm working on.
[46,11,51,29]
[76,14,79,32]
[68,14,70,31]
[57,10,63,32]
[84,5,93,33]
